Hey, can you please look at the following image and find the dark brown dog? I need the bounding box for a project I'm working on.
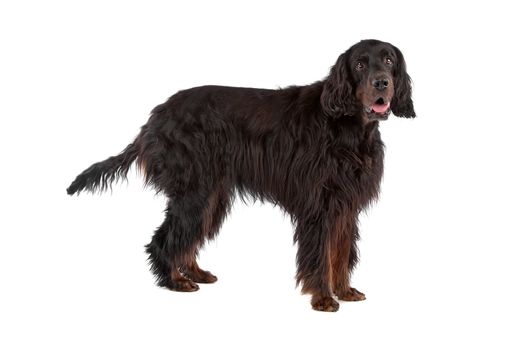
[67,39,415,312]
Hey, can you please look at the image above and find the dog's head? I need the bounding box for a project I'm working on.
[321,39,416,121]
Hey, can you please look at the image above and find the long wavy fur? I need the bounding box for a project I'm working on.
[67,39,415,311]
[66,142,139,195]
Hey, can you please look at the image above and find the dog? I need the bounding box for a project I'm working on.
[67,39,415,312]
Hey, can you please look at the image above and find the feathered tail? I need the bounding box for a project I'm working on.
[66,142,139,195]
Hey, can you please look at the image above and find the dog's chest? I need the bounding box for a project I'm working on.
[327,131,385,207]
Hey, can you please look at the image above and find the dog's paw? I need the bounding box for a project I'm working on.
[311,296,340,312]
[336,287,366,302]
[170,278,200,292]
[184,270,218,284]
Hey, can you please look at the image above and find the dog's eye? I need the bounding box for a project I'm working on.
[385,57,393,65]
[356,62,365,71]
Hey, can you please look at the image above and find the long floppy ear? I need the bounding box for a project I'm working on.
[391,45,416,118]
[320,52,355,118]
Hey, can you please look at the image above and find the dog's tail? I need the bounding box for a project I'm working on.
[66,141,139,195]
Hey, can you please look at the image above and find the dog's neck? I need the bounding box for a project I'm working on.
[327,112,381,149]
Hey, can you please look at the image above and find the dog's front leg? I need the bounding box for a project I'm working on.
[294,215,339,312]
[330,210,366,302]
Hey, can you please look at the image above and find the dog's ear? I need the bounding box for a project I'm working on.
[321,52,355,118]
[391,45,416,118]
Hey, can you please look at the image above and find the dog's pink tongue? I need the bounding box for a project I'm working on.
[372,102,390,114]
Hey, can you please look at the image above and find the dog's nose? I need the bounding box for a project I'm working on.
[372,78,390,91]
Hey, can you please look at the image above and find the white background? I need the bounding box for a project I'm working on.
[1,0,524,349]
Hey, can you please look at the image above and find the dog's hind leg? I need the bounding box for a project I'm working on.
[180,179,233,284]
[146,180,232,290]
[145,215,198,292]
[145,192,210,292]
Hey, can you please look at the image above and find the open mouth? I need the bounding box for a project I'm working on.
[365,97,391,121]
